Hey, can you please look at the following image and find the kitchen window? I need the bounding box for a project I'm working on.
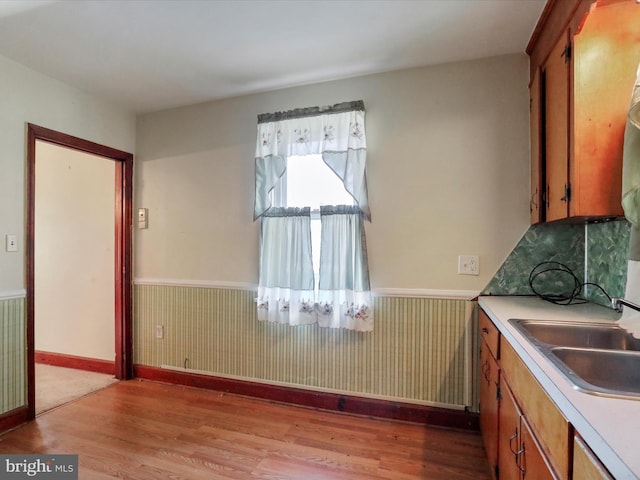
[273,153,355,290]
[254,101,373,331]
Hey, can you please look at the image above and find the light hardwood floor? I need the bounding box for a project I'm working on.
[0,380,491,479]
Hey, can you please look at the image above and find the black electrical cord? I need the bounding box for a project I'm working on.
[528,261,613,306]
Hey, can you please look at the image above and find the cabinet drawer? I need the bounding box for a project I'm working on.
[573,435,613,480]
[479,309,499,359]
[501,341,570,480]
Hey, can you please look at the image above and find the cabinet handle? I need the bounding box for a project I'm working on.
[517,442,526,475]
[509,432,519,455]
[546,184,550,210]
[530,189,538,215]
[561,43,572,64]
[482,360,491,382]
[481,327,489,334]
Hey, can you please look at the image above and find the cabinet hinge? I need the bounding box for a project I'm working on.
[562,43,572,63]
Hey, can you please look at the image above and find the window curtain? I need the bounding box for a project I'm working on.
[256,207,316,325]
[254,101,374,332]
[254,100,370,220]
[317,205,373,331]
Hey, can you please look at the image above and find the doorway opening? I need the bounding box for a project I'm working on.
[26,124,133,420]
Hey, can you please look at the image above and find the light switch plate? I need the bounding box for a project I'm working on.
[5,234,17,252]
[138,208,148,229]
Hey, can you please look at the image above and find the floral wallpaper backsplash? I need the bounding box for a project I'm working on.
[585,220,630,305]
[483,219,630,308]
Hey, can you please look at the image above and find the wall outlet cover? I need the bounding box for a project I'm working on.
[458,255,479,275]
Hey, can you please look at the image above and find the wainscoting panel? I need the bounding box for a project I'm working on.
[0,296,25,415]
[134,284,477,410]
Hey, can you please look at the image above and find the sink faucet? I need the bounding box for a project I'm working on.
[611,297,640,313]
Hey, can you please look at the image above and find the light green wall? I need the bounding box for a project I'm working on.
[35,142,116,361]
[0,51,532,417]
[130,54,529,412]
[135,53,531,293]
[0,54,136,293]
[0,53,135,415]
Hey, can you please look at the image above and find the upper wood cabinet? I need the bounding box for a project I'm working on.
[528,0,640,223]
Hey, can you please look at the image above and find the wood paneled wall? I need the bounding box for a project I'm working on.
[0,296,25,414]
[134,284,478,411]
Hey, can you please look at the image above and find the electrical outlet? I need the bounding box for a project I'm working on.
[458,255,479,275]
[155,325,164,339]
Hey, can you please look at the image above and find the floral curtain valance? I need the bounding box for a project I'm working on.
[254,100,370,220]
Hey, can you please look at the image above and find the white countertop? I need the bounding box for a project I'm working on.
[478,295,640,480]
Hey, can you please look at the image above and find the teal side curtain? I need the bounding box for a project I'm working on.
[317,205,373,331]
[257,207,316,325]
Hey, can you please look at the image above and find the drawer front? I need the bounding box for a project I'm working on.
[501,341,570,480]
[479,309,500,359]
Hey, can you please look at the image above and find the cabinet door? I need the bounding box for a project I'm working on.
[530,67,543,224]
[479,340,499,479]
[571,0,640,218]
[520,416,557,480]
[498,376,522,480]
[501,341,570,479]
[543,30,571,222]
[573,435,613,480]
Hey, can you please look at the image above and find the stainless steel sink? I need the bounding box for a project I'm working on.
[510,319,640,350]
[508,319,640,399]
[550,347,640,399]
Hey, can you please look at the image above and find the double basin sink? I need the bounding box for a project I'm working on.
[509,319,640,400]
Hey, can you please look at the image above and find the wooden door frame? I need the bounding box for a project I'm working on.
[26,123,133,420]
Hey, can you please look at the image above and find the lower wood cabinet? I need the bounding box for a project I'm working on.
[479,309,573,480]
[500,341,569,479]
[498,376,556,480]
[479,339,499,479]
[479,308,621,479]
[498,375,522,480]
[573,435,613,480]
[519,411,557,479]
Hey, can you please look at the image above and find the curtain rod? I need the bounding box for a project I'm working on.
[257,100,364,124]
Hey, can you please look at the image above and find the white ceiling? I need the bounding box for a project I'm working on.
[0,0,546,114]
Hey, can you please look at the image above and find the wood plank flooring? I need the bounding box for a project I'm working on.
[0,380,491,479]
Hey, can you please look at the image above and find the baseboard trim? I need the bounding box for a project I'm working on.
[134,365,479,431]
[0,406,28,434]
[35,351,115,375]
